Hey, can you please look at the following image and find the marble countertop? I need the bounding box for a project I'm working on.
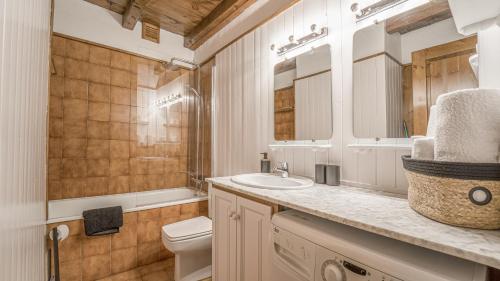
[207,177,500,269]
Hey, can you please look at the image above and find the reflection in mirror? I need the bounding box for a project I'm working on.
[352,1,478,138]
[274,44,333,141]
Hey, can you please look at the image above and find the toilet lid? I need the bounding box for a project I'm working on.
[162,216,212,241]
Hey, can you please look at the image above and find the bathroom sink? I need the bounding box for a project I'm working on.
[231,173,314,190]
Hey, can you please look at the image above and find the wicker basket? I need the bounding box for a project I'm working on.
[402,156,500,230]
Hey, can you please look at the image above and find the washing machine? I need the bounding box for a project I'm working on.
[271,210,487,281]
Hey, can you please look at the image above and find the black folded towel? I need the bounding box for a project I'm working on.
[82,206,123,236]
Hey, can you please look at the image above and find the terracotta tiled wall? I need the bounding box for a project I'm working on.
[48,35,190,199]
[48,201,208,281]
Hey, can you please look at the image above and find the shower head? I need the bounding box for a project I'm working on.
[162,57,199,71]
[162,61,181,71]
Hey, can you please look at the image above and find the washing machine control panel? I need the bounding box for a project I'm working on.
[315,246,403,281]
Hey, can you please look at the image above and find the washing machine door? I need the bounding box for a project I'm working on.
[271,226,316,281]
[272,251,309,281]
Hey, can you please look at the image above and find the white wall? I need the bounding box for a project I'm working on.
[478,25,500,88]
[53,0,193,62]
[0,0,51,280]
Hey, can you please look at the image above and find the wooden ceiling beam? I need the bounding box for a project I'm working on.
[184,0,255,50]
[386,0,452,34]
[122,0,143,30]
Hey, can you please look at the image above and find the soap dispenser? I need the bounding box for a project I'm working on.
[260,152,271,173]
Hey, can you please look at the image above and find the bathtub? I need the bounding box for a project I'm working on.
[47,187,208,224]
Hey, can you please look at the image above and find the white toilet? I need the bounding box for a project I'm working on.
[162,216,212,281]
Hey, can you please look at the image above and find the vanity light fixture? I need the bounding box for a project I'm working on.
[275,24,328,56]
[156,93,182,108]
[353,0,430,22]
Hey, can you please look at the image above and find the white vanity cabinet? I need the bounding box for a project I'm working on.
[210,186,273,281]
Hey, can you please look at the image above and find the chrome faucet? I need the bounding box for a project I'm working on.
[273,162,289,178]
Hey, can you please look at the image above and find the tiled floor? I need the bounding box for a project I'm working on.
[95,259,212,281]
[96,259,174,281]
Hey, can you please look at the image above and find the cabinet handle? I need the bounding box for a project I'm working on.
[232,214,240,220]
[229,212,235,219]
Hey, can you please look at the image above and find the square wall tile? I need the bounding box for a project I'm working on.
[137,219,160,243]
[63,138,87,158]
[51,36,66,56]
[137,208,160,221]
[66,39,89,61]
[58,236,82,262]
[89,82,110,103]
[147,175,165,190]
[88,64,111,84]
[52,55,65,77]
[87,120,110,139]
[110,51,131,71]
[111,69,131,88]
[130,175,146,192]
[111,86,131,105]
[111,223,137,250]
[64,78,88,100]
[62,159,87,178]
[48,159,62,181]
[65,58,89,80]
[64,120,87,139]
[87,159,110,177]
[61,178,86,199]
[82,254,111,281]
[110,104,130,123]
[110,140,129,159]
[63,98,88,123]
[111,247,137,274]
[110,159,129,176]
[110,122,130,140]
[89,101,110,122]
[109,176,130,194]
[49,117,63,138]
[48,180,62,200]
[137,241,161,266]
[89,45,110,66]
[49,96,63,118]
[85,177,109,196]
[87,139,110,159]
[50,76,64,97]
[180,202,199,220]
[60,260,82,281]
[82,235,111,257]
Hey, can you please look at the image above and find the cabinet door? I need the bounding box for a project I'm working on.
[211,188,237,281]
[236,196,272,281]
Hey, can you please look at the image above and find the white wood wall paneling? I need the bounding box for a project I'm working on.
[213,0,409,194]
[0,0,51,280]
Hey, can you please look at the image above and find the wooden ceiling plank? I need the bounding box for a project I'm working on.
[123,0,143,30]
[184,0,256,50]
[386,0,452,34]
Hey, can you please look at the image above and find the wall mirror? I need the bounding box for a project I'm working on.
[273,44,333,141]
[352,1,478,138]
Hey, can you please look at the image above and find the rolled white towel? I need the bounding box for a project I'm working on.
[411,137,435,160]
[426,105,438,137]
[410,135,425,145]
[434,88,500,163]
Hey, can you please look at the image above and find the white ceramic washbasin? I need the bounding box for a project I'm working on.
[231,173,314,190]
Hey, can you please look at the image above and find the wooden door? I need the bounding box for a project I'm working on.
[412,36,478,135]
[236,196,272,281]
[211,188,238,281]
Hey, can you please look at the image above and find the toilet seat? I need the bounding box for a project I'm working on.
[162,216,212,242]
